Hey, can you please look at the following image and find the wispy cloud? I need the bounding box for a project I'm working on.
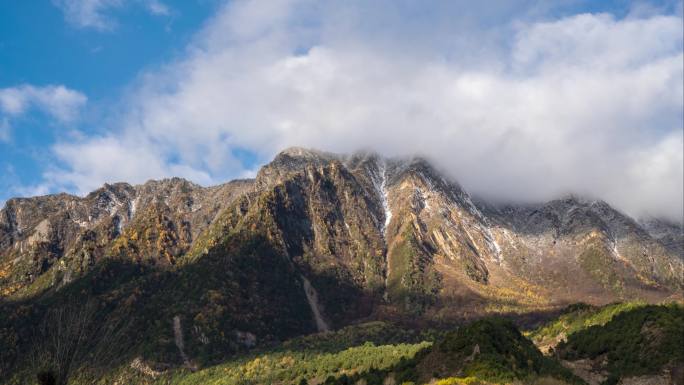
[53,0,170,30]
[0,84,87,125]
[44,0,684,221]
[145,0,169,16]
[0,163,52,203]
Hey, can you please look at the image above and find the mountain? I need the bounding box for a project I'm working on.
[0,177,252,297]
[0,147,682,382]
[476,196,683,305]
[638,217,684,259]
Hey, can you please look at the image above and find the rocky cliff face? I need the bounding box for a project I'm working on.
[477,197,683,306]
[0,178,253,297]
[0,147,682,373]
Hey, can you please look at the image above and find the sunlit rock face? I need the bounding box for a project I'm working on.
[0,178,253,297]
[0,147,682,326]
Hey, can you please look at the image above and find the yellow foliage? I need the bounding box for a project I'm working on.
[0,263,11,279]
[434,377,492,385]
[279,355,295,367]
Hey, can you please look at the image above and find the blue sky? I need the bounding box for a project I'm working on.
[0,0,682,220]
[0,0,220,196]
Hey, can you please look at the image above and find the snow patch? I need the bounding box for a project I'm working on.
[370,158,392,236]
[480,225,502,263]
[606,231,631,263]
[609,236,622,261]
[421,189,431,212]
[503,229,518,250]
[129,199,137,218]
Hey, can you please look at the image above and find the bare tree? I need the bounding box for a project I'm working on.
[30,298,132,385]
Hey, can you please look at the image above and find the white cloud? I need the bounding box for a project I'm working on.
[53,0,170,30]
[512,13,683,71]
[47,1,683,221]
[50,136,213,193]
[0,84,87,123]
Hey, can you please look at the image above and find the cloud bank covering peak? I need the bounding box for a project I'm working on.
[43,0,684,221]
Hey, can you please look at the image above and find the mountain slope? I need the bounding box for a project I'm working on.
[0,147,682,383]
[477,197,683,304]
[2,148,682,315]
[0,178,253,298]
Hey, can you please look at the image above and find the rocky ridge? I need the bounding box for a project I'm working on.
[2,147,682,311]
[0,147,682,376]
